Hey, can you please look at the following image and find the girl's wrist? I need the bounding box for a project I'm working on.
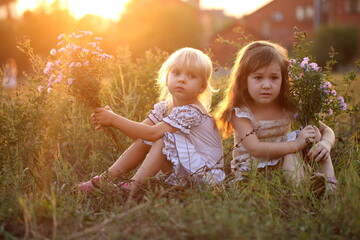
[320,139,332,147]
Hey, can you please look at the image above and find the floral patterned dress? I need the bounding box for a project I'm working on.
[147,101,225,185]
[232,106,297,179]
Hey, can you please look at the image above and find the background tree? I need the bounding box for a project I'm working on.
[116,0,204,57]
[312,25,359,69]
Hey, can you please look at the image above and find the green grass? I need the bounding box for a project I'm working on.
[0,55,359,239]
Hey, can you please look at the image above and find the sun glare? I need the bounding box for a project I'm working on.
[200,0,271,17]
[16,0,131,21]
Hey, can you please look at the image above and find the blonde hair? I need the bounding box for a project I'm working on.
[214,40,295,137]
[157,47,214,110]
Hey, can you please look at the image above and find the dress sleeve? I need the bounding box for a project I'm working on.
[162,105,207,134]
[233,107,259,128]
[234,107,254,121]
[148,101,168,124]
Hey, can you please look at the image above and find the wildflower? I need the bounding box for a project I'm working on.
[82,48,89,53]
[69,62,75,68]
[68,78,74,85]
[43,67,50,74]
[338,96,347,110]
[309,62,320,71]
[95,37,103,41]
[46,62,53,68]
[37,85,44,92]
[340,102,347,111]
[84,61,90,66]
[47,87,53,93]
[76,62,82,68]
[80,31,93,35]
[294,113,299,119]
[289,56,345,126]
[54,73,63,83]
[50,49,57,56]
[48,74,54,82]
[57,33,65,40]
[88,42,97,48]
[300,57,309,68]
[57,40,64,46]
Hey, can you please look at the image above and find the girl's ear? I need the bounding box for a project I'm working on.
[198,82,206,94]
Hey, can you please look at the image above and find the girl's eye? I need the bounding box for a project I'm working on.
[272,76,280,80]
[172,71,179,76]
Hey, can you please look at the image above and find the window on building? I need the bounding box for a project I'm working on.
[262,20,270,38]
[272,11,284,22]
[345,0,360,13]
[296,6,305,21]
[305,6,314,19]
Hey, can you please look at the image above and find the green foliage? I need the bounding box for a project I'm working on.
[290,30,359,127]
[312,25,359,67]
[1,32,360,240]
[107,46,168,121]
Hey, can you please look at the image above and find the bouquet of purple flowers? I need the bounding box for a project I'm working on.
[289,56,347,127]
[39,30,112,108]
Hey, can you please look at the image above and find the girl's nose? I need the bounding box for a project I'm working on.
[177,79,185,84]
[262,79,271,88]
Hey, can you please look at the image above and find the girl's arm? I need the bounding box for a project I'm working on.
[93,107,177,141]
[307,121,335,162]
[232,116,315,159]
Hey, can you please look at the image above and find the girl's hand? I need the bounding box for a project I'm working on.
[307,140,331,162]
[313,125,321,142]
[92,106,116,128]
[295,125,316,149]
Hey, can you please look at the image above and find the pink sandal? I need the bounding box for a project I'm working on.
[78,175,101,194]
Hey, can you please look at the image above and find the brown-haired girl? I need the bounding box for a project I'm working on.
[215,41,336,189]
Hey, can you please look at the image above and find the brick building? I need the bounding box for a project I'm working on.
[209,0,360,66]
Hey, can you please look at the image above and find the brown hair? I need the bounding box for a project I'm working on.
[214,40,295,137]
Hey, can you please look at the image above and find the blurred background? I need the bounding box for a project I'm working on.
[1,0,359,78]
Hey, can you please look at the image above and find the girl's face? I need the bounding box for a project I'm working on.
[246,61,282,107]
[166,65,206,106]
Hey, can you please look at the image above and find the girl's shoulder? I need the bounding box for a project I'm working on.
[164,104,210,133]
[233,106,254,121]
[148,101,169,122]
[170,104,210,119]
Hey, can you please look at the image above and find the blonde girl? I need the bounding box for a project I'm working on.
[215,41,336,188]
[79,47,225,192]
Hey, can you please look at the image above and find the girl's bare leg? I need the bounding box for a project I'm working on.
[106,139,151,178]
[282,153,304,185]
[318,156,337,191]
[131,139,173,184]
[318,156,336,179]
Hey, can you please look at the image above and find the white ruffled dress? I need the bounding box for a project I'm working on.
[147,101,225,185]
[232,106,297,179]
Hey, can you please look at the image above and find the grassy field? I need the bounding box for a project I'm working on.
[0,50,360,239]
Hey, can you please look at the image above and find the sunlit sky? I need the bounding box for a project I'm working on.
[9,0,272,21]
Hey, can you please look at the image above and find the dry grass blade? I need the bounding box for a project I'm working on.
[65,203,147,240]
